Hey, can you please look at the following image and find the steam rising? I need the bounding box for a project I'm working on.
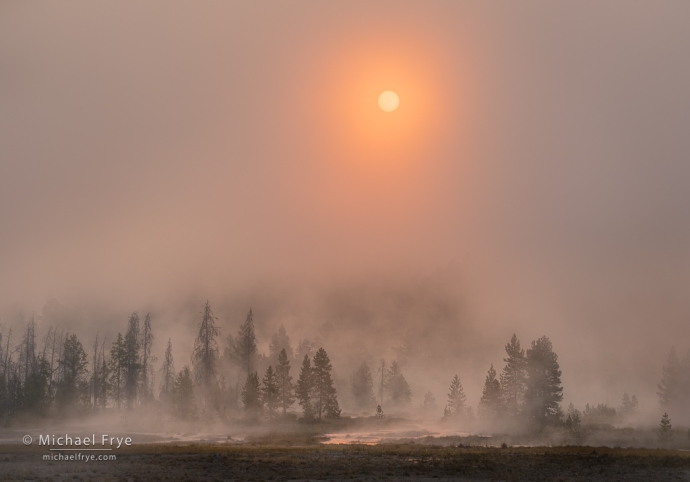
[1,1,690,443]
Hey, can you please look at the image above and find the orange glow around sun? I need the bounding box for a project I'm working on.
[286,30,474,240]
[306,35,459,171]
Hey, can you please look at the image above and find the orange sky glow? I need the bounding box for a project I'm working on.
[1,2,690,408]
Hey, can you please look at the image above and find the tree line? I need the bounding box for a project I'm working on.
[0,303,663,429]
[0,302,343,423]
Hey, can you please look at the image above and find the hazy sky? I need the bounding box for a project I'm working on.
[1,2,689,407]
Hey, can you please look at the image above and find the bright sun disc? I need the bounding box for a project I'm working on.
[378,91,399,112]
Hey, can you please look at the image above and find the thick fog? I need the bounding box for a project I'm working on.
[1,1,690,418]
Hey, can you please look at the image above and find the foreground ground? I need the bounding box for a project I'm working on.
[2,443,690,481]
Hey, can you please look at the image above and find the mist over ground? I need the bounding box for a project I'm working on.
[1,1,690,438]
[0,267,684,425]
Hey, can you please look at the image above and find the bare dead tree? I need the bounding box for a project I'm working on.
[192,301,220,410]
[92,332,99,411]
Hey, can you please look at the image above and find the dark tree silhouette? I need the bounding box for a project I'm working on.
[500,334,526,418]
[159,338,175,407]
[173,366,196,420]
[108,333,125,409]
[90,333,99,411]
[524,336,563,427]
[445,374,467,419]
[23,358,50,415]
[312,348,340,419]
[21,320,50,414]
[241,371,262,420]
[275,348,295,414]
[192,301,220,408]
[296,354,314,420]
[96,355,109,410]
[479,364,502,419]
[123,312,141,410]
[90,334,108,411]
[261,365,279,419]
[140,313,155,403]
[56,333,89,411]
[21,318,36,384]
[228,309,258,376]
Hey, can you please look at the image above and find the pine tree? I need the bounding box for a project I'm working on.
[123,313,141,410]
[385,361,412,408]
[261,366,279,419]
[312,348,340,419]
[230,309,258,376]
[296,354,314,420]
[524,336,563,426]
[56,333,89,411]
[351,362,377,411]
[500,334,527,418]
[108,333,125,409]
[241,371,262,420]
[659,412,673,444]
[23,358,50,415]
[445,374,467,419]
[275,348,295,414]
[173,366,196,420]
[192,302,220,411]
[478,364,502,419]
[159,338,175,406]
[269,325,293,364]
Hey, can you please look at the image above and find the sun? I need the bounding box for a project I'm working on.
[378,91,400,112]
